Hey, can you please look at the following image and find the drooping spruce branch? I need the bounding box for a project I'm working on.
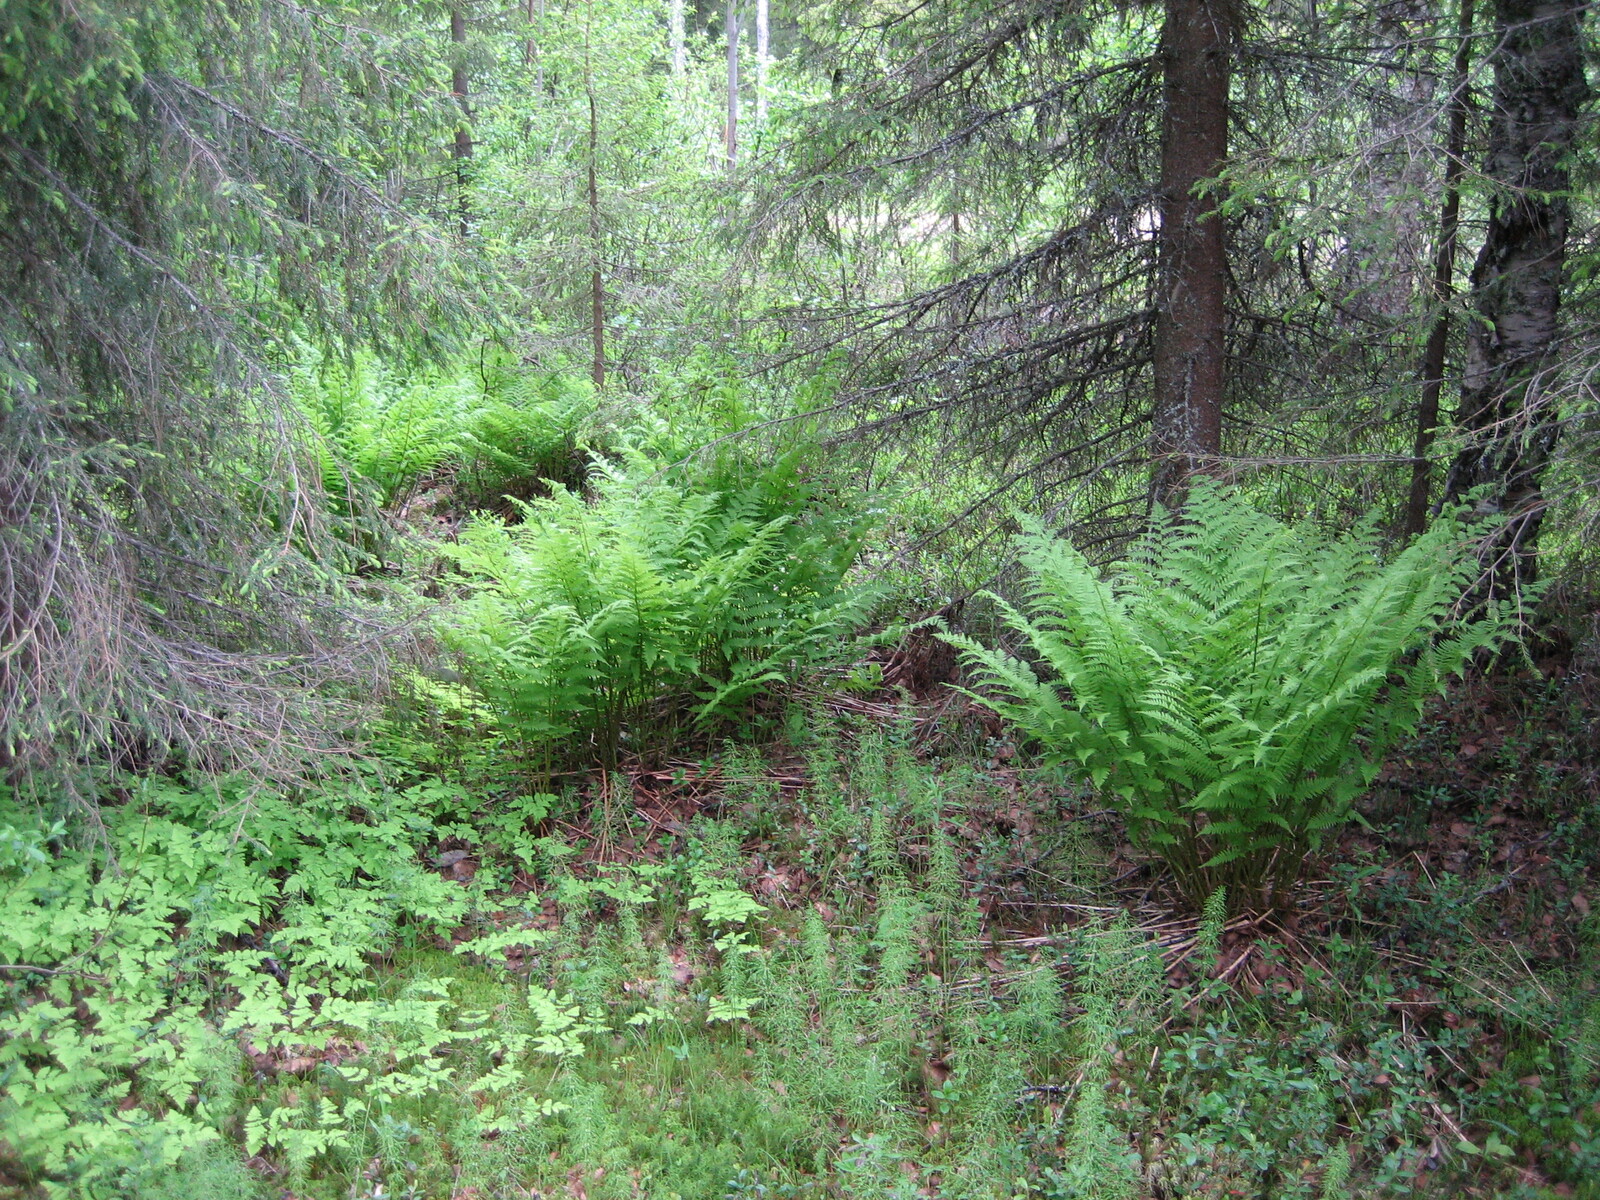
[0,0,477,795]
[754,0,1517,538]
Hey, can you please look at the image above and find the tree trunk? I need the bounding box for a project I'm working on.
[1404,0,1474,537]
[589,93,605,389]
[450,5,472,238]
[1150,0,1231,510]
[725,0,741,171]
[1440,0,1589,602]
[584,0,605,388]
[671,0,686,77]
[525,0,547,90]
[756,0,769,126]
[949,172,963,273]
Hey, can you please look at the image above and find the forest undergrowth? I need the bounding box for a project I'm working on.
[2,661,1596,1200]
[8,2,1600,1197]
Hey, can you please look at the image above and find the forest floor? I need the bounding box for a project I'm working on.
[256,646,1600,1199]
[3,645,1597,1200]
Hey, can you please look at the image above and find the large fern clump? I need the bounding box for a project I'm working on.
[946,484,1520,909]
[441,454,880,773]
[291,347,593,510]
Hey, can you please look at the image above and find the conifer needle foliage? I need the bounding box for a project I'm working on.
[946,484,1520,909]
[0,0,470,786]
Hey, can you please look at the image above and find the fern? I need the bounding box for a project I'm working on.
[290,345,595,511]
[442,456,880,771]
[946,483,1522,909]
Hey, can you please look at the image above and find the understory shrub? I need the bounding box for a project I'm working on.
[946,483,1520,909]
[441,453,880,770]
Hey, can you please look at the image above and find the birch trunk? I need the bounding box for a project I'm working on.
[755,0,769,125]
[725,0,741,170]
[1441,0,1589,601]
[671,0,685,78]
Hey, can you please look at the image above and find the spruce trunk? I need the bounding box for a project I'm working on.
[450,6,472,237]
[1405,0,1474,537]
[1150,0,1230,510]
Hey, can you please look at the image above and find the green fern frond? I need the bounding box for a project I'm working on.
[946,482,1525,910]
[442,462,880,771]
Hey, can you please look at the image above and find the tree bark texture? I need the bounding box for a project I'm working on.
[1441,0,1588,600]
[671,0,686,77]
[725,0,741,170]
[584,0,605,389]
[589,89,605,390]
[756,0,769,125]
[1404,0,1474,537]
[524,0,546,81]
[1150,0,1231,510]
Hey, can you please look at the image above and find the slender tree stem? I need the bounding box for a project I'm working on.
[725,0,741,171]
[1406,0,1474,536]
[450,5,473,238]
[756,0,769,126]
[1151,0,1232,509]
[585,0,605,389]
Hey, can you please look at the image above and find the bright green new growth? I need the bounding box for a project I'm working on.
[442,454,880,770]
[946,483,1520,909]
[291,346,593,511]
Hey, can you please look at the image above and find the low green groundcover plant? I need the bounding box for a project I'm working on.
[946,483,1520,909]
[0,772,472,1197]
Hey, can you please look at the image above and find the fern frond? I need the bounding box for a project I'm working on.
[945,481,1523,910]
[442,460,880,771]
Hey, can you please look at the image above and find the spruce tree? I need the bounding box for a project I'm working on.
[0,0,472,792]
